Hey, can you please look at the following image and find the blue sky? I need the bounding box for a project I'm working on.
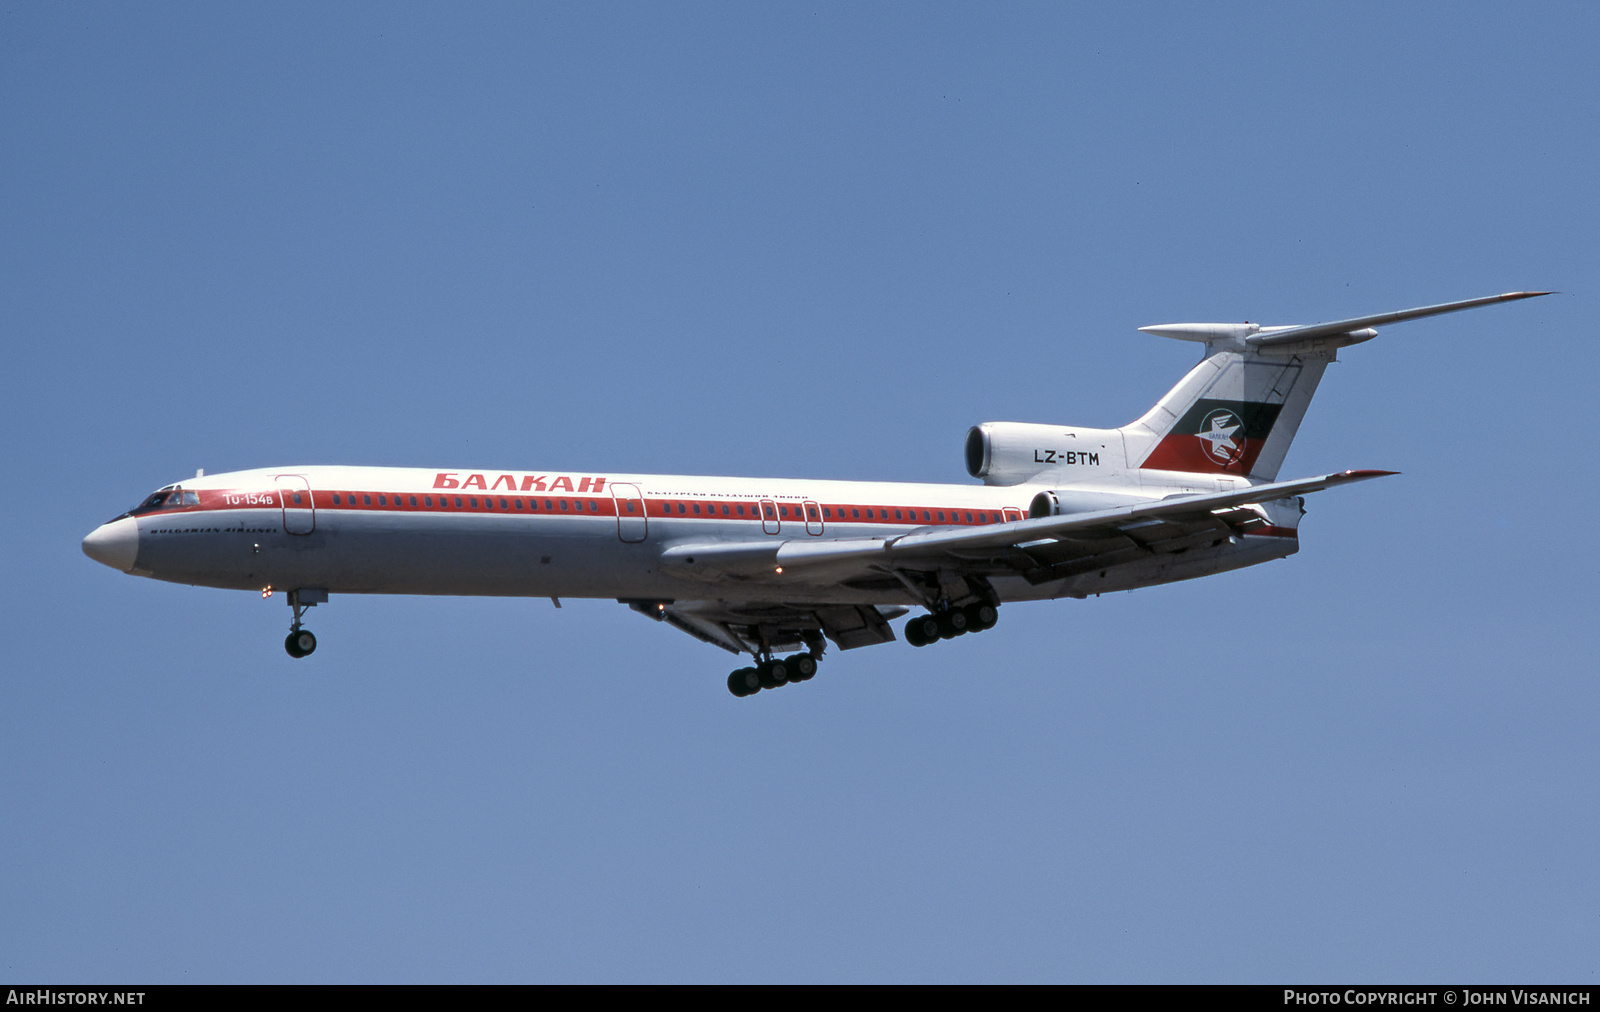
[3,2,1596,982]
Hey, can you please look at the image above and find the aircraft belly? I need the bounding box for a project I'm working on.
[134,510,663,598]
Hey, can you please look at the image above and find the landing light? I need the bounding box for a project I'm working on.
[262,587,273,598]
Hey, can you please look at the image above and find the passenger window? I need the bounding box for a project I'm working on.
[454,497,463,508]
[851,508,859,518]
[560,500,569,510]
[544,499,553,510]
[500,498,508,509]
[965,512,972,522]
[293,494,303,504]
[626,502,636,513]
[737,505,746,516]
[721,504,729,515]
[410,496,418,507]
[936,511,945,521]
[895,509,903,519]
[332,494,341,505]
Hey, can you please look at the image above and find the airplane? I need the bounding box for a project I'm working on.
[82,291,1548,697]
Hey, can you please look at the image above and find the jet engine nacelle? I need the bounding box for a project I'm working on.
[1027,488,1154,518]
[965,423,1064,486]
[965,422,1126,487]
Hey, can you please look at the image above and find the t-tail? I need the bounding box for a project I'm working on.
[964,292,1549,494]
[1125,291,1550,482]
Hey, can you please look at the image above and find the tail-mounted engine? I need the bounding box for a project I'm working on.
[1027,488,1153,518]
[965,422,1125,487]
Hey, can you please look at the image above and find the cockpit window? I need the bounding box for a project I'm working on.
[124,488,198,518]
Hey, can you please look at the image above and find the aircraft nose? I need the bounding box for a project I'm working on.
[82,517,140,572]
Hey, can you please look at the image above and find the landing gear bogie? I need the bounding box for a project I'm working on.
[906,601,1000,647]
[727,652,821,697]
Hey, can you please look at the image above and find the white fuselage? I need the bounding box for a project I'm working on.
[86,463,1299,607]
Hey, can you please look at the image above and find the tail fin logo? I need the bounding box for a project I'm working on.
[1139,398,1283,475]
[1197,409,1245,466]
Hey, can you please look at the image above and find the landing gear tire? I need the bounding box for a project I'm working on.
[758,659,790,688]
[938,609,970,639]
[906,614,941,647]
[964,603,998,631]
[790,653,818,681]
[728,667,760,697]
[285,629,317,658]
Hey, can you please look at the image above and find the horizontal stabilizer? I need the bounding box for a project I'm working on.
[1244,291,1551,348]
[1139,291,1551,349]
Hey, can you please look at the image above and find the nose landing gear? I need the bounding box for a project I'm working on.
[282,588,327,658]
[285,629,317,658]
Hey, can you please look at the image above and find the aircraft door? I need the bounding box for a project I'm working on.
[804,500,824,536]
[759,499,781,535]
[1003,508,1023,523]
[275,475,315,535]
[611,483,647,542]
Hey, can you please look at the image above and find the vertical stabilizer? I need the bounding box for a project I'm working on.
[1120,347,1331,482]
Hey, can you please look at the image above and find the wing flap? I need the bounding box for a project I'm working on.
[884,468,1394,560]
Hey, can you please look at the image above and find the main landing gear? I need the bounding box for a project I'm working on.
[282,588,327,658]
[903,602,998,647]
[727,651,820,697]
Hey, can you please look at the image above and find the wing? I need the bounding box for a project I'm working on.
[657,468,1395,590]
